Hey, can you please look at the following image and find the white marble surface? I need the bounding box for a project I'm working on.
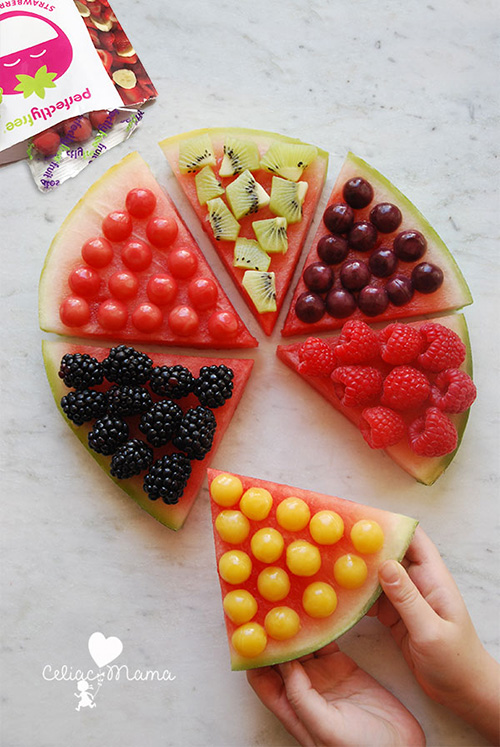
[1,0,499,745]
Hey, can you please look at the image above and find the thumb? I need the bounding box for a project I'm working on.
[279,660,331,737]
[379,559,437,638]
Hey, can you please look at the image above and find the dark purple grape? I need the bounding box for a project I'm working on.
[369,203,402,233]
[385,274,414,306]
[411,262,444,294]
[369,247,398,277]
[347,221,378,252]
[303,262,334,293]
[317,234,349,265]
[295,291,326,323]
[340,259,371,291]
[325,288,357,318]
[342,177,374,209]
[323,203,354,234]
[393,230,427,262]
[358,286,389,316]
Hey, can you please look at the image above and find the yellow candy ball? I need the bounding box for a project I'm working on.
[240,487,273,521]
[232,622,267,658]
[302,582,338,618]
[215,510,250,544]
[276,497,311,531]
[333,554,368,589]
[250,528,284,563]
[309,510,344,545]
[219,550,252,584]
[286,540,321,577]
[350,519,385,554]
[264,607,301,641]
[223,589,258,624]
[210,473,243,507]
[257,566,291,602]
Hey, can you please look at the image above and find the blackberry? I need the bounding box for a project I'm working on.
[194,365,234,408]
[139,400,183,447]
[110,439,154,479]
[88,416,129,455]
[58,353,103,390]
[173,406,217,460]
[61,389,108,425]
[101,345,153,386]
[149,365,195,399]
[107,384,153,417]
[143,453,192,504]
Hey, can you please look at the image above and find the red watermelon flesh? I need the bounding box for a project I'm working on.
[277,315,474,485]
[282,152,473,336]
[43,340,254,530]
[159,128,329,336]
[39,152,257,350]
[208,468,417,670]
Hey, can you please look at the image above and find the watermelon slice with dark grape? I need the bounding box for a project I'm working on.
[282,152,473,336]
[43,340,254,530]
[159,127,329,336]
[208,468,417,670]
[277,314,475,485]
[39,152,257,349]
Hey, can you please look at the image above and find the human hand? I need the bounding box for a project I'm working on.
[247,642,425,746]
[375,526,499,744]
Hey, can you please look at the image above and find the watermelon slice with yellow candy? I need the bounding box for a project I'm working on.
[208,468,417,670]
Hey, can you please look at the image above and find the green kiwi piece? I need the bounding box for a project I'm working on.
[219,136,260,177]
[242,270,277,314]
[178,134,216,174]
[269,177,308,224]
[260,142,318,182]
[206,198,240,242]
[195,165,225,206]
[252,216,288,254]
[233,238,271,272]
[226,170,270,220]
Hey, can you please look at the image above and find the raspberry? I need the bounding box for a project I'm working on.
[430,368,477,413]
[381,366,431,410]
[331,366,383,408]
[334,320,380,364]
[359,406,406,449]
[408,407,458,457]
[379,323,424,365]
[297,337,336,376]
[417,323,466,373]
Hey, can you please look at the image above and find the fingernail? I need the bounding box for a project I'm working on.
[379,559,401,584]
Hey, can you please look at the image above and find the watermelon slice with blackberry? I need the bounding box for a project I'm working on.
[159,127,329,336]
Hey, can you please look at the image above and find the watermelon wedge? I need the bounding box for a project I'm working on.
[159,128,329,336]
[43,340,254,530]
[282,152,473,336]
[208,468,417,670]
[277,315,474,485]
[39,152,257,349]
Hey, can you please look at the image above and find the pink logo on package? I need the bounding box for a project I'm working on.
[0,10,73,96]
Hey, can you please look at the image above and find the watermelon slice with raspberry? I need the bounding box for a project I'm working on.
[277,314,475,485]
[208,468,417,670]
[159,128,329,336]
[282,152,473,336]
[42,340,254,530]
[39,152,257,349]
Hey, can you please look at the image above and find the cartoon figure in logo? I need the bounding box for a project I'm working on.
[0,11,73,98]
[74,680,97,710]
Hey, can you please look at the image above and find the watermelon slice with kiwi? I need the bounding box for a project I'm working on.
[208,468,417,670]
[277,314,475,485]
[282,152,473,336]
[159,127,329,336]
[43,340,254,530]
[39,152,257,349]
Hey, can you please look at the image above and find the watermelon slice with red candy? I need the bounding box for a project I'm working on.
[38,152,257,349]
[208,468,417,670]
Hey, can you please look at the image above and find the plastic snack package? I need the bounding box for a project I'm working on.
[0,0,157,191]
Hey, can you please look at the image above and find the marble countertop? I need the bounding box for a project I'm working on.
[1,0,499,745]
